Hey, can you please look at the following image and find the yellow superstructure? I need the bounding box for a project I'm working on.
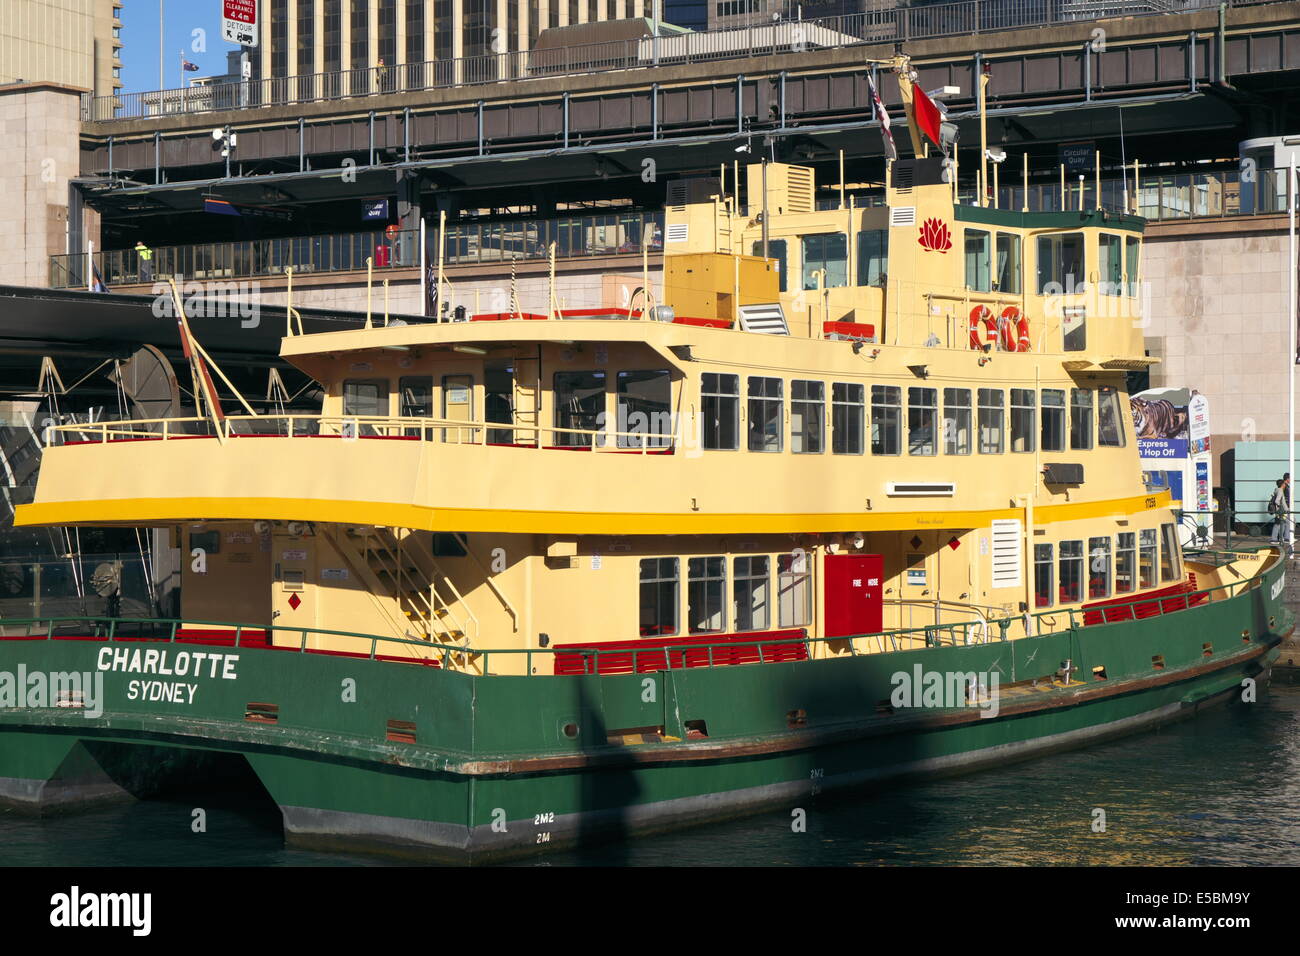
[17,156,1189,674]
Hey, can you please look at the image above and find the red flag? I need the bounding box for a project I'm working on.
[912,84,943,149]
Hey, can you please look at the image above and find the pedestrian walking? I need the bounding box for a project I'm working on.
[1269,473,1293,553]
[134,240,153,282]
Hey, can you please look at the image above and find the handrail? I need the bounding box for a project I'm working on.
[47,413,679,453]
[0,556,1273,676]
[82,0,1249,123]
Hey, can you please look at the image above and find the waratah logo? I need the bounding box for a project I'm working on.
[917,217,952,253]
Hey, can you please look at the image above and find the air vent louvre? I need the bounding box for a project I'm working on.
[890,206,917,227]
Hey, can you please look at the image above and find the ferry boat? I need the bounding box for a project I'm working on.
[0,89,1291,861]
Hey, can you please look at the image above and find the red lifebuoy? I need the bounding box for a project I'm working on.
[969,305,992,350]
[1015,313,1031,352]
[998,306,1024,352]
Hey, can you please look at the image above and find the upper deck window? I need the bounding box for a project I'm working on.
[832,383,864,455]
[702,373,740,450]
[1070,389,1094,450]
[857,230,888,287]
[554,371,605,448]
[907,387,938,456]
[747,377,783,453]
[870,385,901,456]
[1010,388,1035,453]
[399,377,433,417]
[1036,232,1085,294]
[1088,536,1111,599]
[1041,389,1066,452]
[617,370,671,449]
[964,229,991,292]
[1098,386,1126,447]
[753,239,788,292]
[791,380,825,454]
[977,388,1004,454]
[995,233,1022,294]
[1059,540,1084,604]
[943,388,972,455]
[343,380,388,418]
[1126,236,1141,297]
[1099,234,1123,296]
[801,234,848,290]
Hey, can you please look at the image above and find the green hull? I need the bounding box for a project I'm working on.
[0,556,1289,861]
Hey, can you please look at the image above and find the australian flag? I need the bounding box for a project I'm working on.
[182,59,200,72]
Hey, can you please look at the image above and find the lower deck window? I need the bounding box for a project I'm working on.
[1160,523,1180,582]
[1059,540,1083,604]
[1088,536,1110,599]
[688,557,727,634]
[1116,532,1136,593]
[733,556,770,631]
[639,558,679,637]
[1034,543,1053,608]
[554,371,606,448]
[1139,529,1158,588]
[777,552,812,628]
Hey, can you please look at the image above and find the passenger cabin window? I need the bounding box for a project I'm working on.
[995,233,1022,294]
[342,379,387,417]
[1041,389,1066,452]
[1088,536,1111,599]
[733,556,770,631]
[908,387,937,456]
[1097,386,1126,447]
[1099,234,1123,296]
[1116,532,1136,593]
[702,373,740,450]
[1139,529,1158,588]
[553,371,605,448]
[639,557,679,637]
[943,388,972,455]
[1034,543,1053,608]
[832,383,864,455]
[485,363,515,445]
[977,388,1004,454]
[1059,540,1084,604]
[747,376,783,453]
[1070,389,1094,450]
[1125,236,1140,297]
[1036,232,1085,294]
[870,385,901,456]
[399,377,433,417]
[617,370,671,449]
[1160,523,1180,582]
[964,229,991,292]
[801,233,848,289]
[754,239,788,292]
[688,557,726,634]
[791,380,825,454]
[857,229,888,287]
[777,552,812,628]
[1010,388,1035,453]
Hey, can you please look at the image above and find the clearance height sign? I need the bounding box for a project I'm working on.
[222,0,258,46]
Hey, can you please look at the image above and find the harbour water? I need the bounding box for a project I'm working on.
[5,683,1300,867]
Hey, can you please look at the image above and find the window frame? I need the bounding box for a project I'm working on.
[831,382,865,455]
[702,372,740,451]
[1070,388,1095,451]
[977,388,1005,455]
[907,386,938,456]
[870,384,901,456]
[732,555,771,632]
[1041,388,1066,452]
[1058,539,1084,605]
[687,556,728,635]
[638,557,679,638]
[791,380,826,455]
[747,376,784,453]
[1010,388,1036,454]
[943,387,972,456]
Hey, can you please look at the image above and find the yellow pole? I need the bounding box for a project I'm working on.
[978,69,989,208]
[1078,175,1085,212]
[1133,158,1140,214]
[365,256,373,329]
[383,278,389,327]
[436,209,446,319]
[993,160,999,209]
[839,148,846,210]
[1095,150,1101,211]
[1059,164,1065,210]
[1022,152,1029,212]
